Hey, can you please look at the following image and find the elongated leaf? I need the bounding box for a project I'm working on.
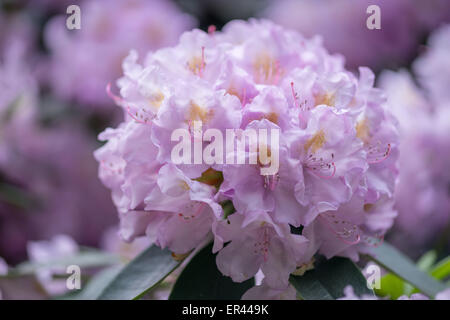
[368,242,446,298]
[97,246,181,300]
[290,257,373,300]
[431,257,450,281]
[67,266,123,300]
[169,243,254,300]
[5,251,119,278]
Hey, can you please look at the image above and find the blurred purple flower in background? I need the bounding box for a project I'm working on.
[0,0,197,265]
[414,24,450,106]
[263,0,450,70]
[43,0,196,110]
[0,11,117,263]
[0,10,34,53]
[0,121,118,263]
[379,25,450,257]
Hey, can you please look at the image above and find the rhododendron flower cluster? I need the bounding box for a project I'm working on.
[379,24,450,256]
[95,19,399,294]
[44,0,195,109]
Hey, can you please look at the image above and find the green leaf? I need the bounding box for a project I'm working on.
[430,256,450,281]
[289,257,373,300]
[5,250,119,278]
[375,274,406,300]
[367,242,446,298]
[97,246,181,300]
[417,251,438,272]
[68,266,123,300]
[169,243,254,300]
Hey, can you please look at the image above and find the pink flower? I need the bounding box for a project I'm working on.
[303,195,396,261]
[214,212,308,289]
[95,123,221,254]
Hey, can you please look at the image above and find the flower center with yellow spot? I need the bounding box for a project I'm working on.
[187,57,203,75]
[149,91,164,108]
[253,53,282,84]
[356,118,370,143]
[188,101,212,123]
[256,111,279,125]
[314,92,335,107]
[226,85,246,104]
[180,181,190,191]
[304,130,326,154]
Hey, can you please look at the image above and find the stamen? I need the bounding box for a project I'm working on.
[304,152,336,179]
[367,143,391,164]
[290,82,308,111]
[319,212,361,245]
[106,82,123,105]
[186,47,206,77]
[242,87,247,107]
[291,82,299,108]
[177,201,206,223]
[187,119,203,143]
[253,227,270,261]
[253,54,281,84]
[273,60,281,85]
[200,46,205,78]
[126,105,154,125]
[263,174,280,191]
[307,161,336,179]
[108,83,155,125]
